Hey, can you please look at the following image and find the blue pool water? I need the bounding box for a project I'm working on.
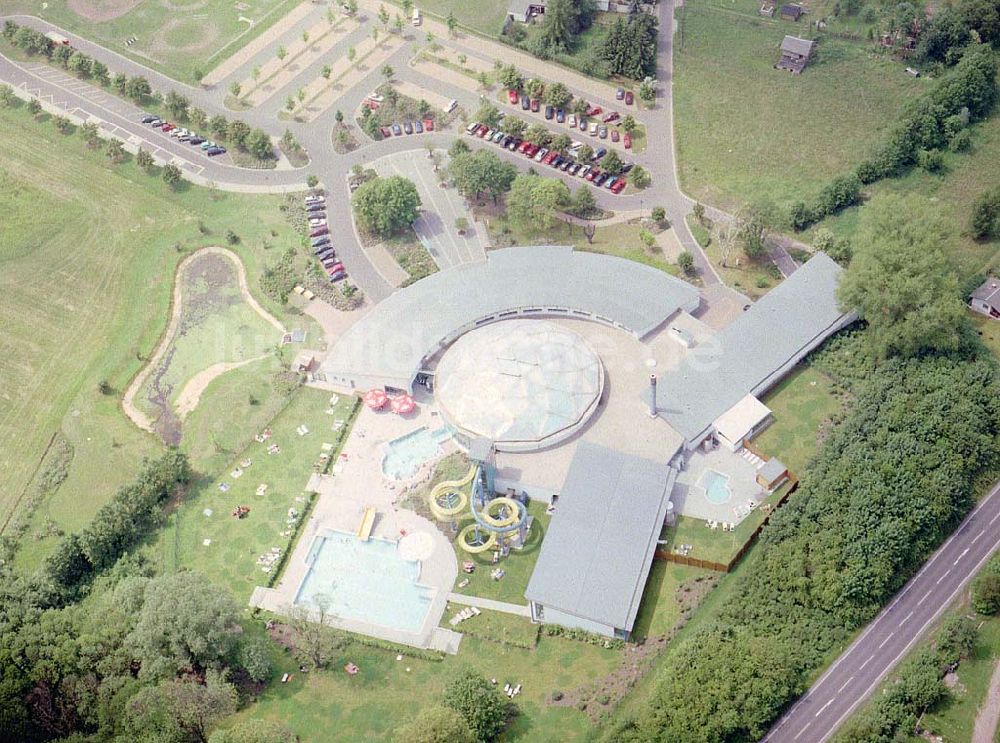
[294,531,433,633]
[382,427,449,479]
[701,469,732,504]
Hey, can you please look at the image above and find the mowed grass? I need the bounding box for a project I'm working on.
[224,627,619,742]
[8,0,299,83]
[386,0,509,36]
[673,0,925,210]
[0,103,314,569]
[157,387,359,602]
[753,364,841,474]
[631,561,713,639]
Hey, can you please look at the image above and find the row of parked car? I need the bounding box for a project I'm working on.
[506,90,633,148]
[305,192,346,282]
[466,121,629,194]
[139,114,227,156]
[378,119,435,139]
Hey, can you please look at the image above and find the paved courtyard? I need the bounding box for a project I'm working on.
[672,447,766,524]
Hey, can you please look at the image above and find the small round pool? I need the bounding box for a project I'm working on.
[699,469,732,505]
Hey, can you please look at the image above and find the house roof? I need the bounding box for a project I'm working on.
[758,457,788,481]
[525,442,675,632]
[971,277,1000,311]
[780,3,804,18]
[713,394,772,445]
[320,246,700,392]
[781,35,816,56]
[652,253,852,444]
[508,0,532,18]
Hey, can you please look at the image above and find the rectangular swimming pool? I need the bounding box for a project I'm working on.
[294,531,433,634]
[381,426,450,480]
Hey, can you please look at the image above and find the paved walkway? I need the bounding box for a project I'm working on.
[973,660,1000,743]
[447,592,533,617]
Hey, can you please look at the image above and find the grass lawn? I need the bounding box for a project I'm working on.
[156,387,359,603]
[7,0,300,84]
[386,0,509,37]
[385,232,439,286]
[484,216,682,275]
[440,606,541,649]
[630,561,714,640]
[224,626,619,741]
[701,224,781,298]
[752,364,841,475]
[673,0,924,211]
[0,102,315,569]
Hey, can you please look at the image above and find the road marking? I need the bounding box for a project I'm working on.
[878,632,894,649]
[990,512,1000,526]
[899,611,913,626]
[836,677,854,694]
[973,529,985,544]
[954,547,970,566]
[815,699,834,717]
[859,655,874,671]
[793,722,811,740]
[937,570,950,585]
[918,589,932,606]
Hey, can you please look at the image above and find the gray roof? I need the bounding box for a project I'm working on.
[758,457,787,481]
[654,253,851,443]
[971,278,1000,310]
[320,246,699,392]
[525,442,675,632]
[781,35,816,57]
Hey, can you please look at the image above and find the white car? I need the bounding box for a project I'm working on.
[533,147,548,162]
[308,217,327,227]
[568,114,577,128]
[305,195,325,205]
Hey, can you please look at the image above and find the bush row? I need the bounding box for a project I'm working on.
[543,624,626,649]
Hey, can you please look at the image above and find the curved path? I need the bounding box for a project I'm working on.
[120,246,285,433]
[763,479,1000,743]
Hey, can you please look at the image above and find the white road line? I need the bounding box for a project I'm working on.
[936,570,950,585]
[858,655,874,671]
[973,529,985,544]
[877,633,894,649]
[954,547,970,566]
[793,722,811,740]
[899,611,913,626]
[836,677,855,694]
[990,512,1000,526]
[917,589,933,606]
[814,699,834,717]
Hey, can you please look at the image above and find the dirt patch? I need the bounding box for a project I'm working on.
[67,0,144,22]
[175,358,264,420]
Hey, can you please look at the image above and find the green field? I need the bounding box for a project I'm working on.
[8,0,298,83]
[387,0,509,37]
[631,561,713,639]
[0,102,314,568]
[673,0,924,211]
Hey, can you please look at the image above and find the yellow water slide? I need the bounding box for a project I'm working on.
[428,465,477,521]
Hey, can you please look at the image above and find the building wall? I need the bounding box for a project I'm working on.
[971,299,1000,318]
[536,605,619,638]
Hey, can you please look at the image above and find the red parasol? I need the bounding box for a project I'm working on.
[363,388,388,409]
[391,394,416,415]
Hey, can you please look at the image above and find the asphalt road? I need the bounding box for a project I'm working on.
[763,480,1000,743]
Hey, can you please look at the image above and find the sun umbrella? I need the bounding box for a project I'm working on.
[391,394,416,415]
[363,388,388,409]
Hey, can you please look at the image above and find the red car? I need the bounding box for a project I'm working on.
[530,98,540,113]
[161,123,175,132]
[602,111,620,124]
[508,89,519,104]
[543,151,558,165]
[517,141,530,153]
[424,118,434,131]
[611,178,626,194]
[586,105,602,117]
[476,125,488,137]
[625,90,634,105]
[524,143,539,157]
[585,168,600,182]
[623,133,632,149]
[379,126,392,138]
[310,226,329,238]
[325,261,345,274]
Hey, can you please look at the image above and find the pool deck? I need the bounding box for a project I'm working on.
[250,402,464,653]
[672,447,765,524]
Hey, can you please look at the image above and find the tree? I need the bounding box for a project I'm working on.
[678,251,695,275]
[534,0,575,55]
[477,71,490,89]
[372,27,380,43]
[571,97,589,116]
[348,46,357,63]
[0,83,13,107]
[443,669,509,743]
[572,185,596,217]
[378,4,390,27]
[165,90,190,119]
[68,52,93,78]
[352,176,422,238]
[226,120,251,149]
[136,147,155,171]
[507,174,571,229]
[973,571,1000,614]
[499,64,522,90]
[601,149,623,175]
[239,637,273,682]
[252,65,261,83]
[302,29,310,44]
[209,719,297,743]
[392,705,475,743]
[53,115,72,134]
[247,129,274,160]
[209,115,228,138]
[970,186,1000,239]
[447,11,458,36]
[620,114,637,134]
[80,121,100,148]
[229,81,242,99]
[27,97,41,116]
[630,165,651,189]
[285,96,296,112]
[189,107,207,129]
[525,77,545,99]
[738,204,770,259]
[501,117,527,137]
[123,76,152,102]
[448,150,517,202]
[474,102,502,128]
[127,571,241,680]
[91,60,109,85]
[525,122,550,146]
[382,64,394,81]
[543,81,572,109]
[651,206,666,224]
[449,138,470,158]
[402,0,414,15]
[394,14,404,34]
[112,72,127,94]
[54,43,74,68]
[346,0,358,13]
[277,45,287,61]
[599,14,658,80]
[287,600,348,670]
[321,64,332,79]
[550,133,572,154]
[306,174,319,188]
[638,80,655,103]
[837,194,967,359]
[126,670,237,743]
[577,144,594,162]
[105,138,126,163]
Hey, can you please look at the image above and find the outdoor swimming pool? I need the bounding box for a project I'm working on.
[294,531,433,634]
[699,469,733,505]
[381,426,450,480]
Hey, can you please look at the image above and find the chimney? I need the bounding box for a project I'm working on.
[649,374,657,417]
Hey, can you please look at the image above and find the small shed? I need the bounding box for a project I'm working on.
[779,3,804,20]
[776,35,817,74]
[970,277,1000,319]
[712,394,773,452]
[507,0,547,23]
[292,352,316,373]
[756,458,789,490]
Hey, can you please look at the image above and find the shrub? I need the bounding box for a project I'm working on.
[973,571,1000,614]
[917,148,945,172]
[677,251,695,275]
[970,186,1000,239]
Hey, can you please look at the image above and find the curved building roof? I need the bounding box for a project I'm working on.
[435,320,603,452]
[320,246,700,392]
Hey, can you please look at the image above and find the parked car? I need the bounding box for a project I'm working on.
[611,178,626,194]
[508,89,520,104]
[148,119,163,127]
[561,159,573,171]
[477,125,489,137]
[201,141,216,150]
[586,105,602,117]
[578,165,591,178]
[623,133,632,149]
[414,120,424,133]
[533,147,548,162]
[379,126,392,138]
[585,168,599,181]
[580,118,589,131]
[170,128,188,138]
[611,129,620,143]
[466,121,480,134]
[605,176,618,189]
[520,95,530,110]
[524,143,539,157]
[391,123,402,136]
[568,114,577,128]
[309,217,327,226]
[589,122,598,136]
[424,119,434,131]
[312,237,331,248]
[306,194,325,204]
[621,162,635,173]
[307,203,325,213]
[530,98,540,112]
[326,261,345,274]
[544,105,554,120]
[593,147,607,160]
[603,111,620,124]
[508,137,521,151]
[316,247,336,259]
[310,226,329,237]
[543,151,558,165]
[403,121,413,134]
[188,136,205,145]
[598,126,608,139]
[594,172,609,186]
[556,109,565,123]
[625,90,634,105]
[140,114,158,124]
[517,141,531,154]
[161,123,175,132]
[616,87,625,100]
[206,146,226,156]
